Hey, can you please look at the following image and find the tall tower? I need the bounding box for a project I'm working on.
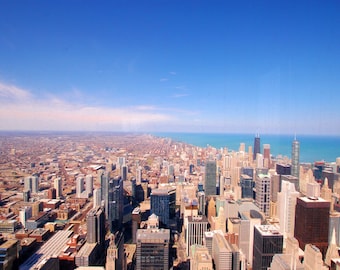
[253,134,261,161]
[263,144,271,168]
[76,177,84,198]
[204,160,217,196]
[277,180,300,240]
[150,187,176,229]
[54,177,62,199]
[291,137,300,179]
[253,225,283,270]
[108,176,124,233]
[255,174,271,216]
[85,174,93,197]
[294,197,330,257]
[86,206,105,251]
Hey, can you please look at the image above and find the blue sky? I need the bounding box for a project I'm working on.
[0,1,339,134]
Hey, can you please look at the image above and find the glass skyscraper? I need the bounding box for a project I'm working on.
[204,160,217,196]
[291,138,300,179]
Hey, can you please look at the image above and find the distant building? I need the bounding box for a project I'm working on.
[76,177,84,198]
[253,135,261,161]
[85,175,93,197]
[54,177,62,199]
[253,225,283,270]
[24,176,39,194]
[291,138,300,179]
[190,245,213,270]
[204,161,217,196]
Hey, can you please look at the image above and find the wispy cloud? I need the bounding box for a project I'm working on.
[175,85,188,91]
[0,82,32,100]
[0,81,176,132]
[160,78,168,82]
[169,71,176,75]
[172,93,190,98]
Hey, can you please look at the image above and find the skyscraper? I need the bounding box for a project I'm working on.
[76,176,84,198]
[277,180,300,240]
[54,177,62,199]
[85,174,93,197]
[136,227,170,270]
[108,176,124,233]
[24,175,39,194]
[150,187,176,229]
[294,197,330,257]
[253,134,260,161]
[86,206,105,251]
[185,216,209,256]
[253,225,283,270]
[204,160,217,196]
[291,137,300,179]
[255,174,271,216]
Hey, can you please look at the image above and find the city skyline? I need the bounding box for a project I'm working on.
[1,1,340,135]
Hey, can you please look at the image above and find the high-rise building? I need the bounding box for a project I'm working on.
[101,171,110,218]
[294,197,330,257]
[93,188,102,209]
[277,180,300,241]
[263,144,271,168]
[197,191,206,216]
[212,231,240,270]
[132,207,142,244]
[108,176,124,233]
[303,244,328,270]
[185,216,209,256]
[150,187,176,229]
[204,160,217,196]
[85,175,93,197]
[24,176,39,194]
[255,174,271,216]
[121,165,128,181]
[86,206,105,251]
[190,245,213,270]
[76,177,84,198]
[54,177,62,199]
[291,138,300,179]
[136,166,142,184]
[253,134,261,161]
[136,227,170,270]
[253,225,283,270]
[240,174,254,199]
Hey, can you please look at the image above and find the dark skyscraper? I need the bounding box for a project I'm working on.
[108,176,124,233]
[150,187,176,229]
[291,137,300,179]
[253,225,283,270]
[204,160,217,196]
[294,197,330,257]
[253,134,261,160]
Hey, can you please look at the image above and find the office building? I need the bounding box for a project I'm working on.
[253,225,283,270]
[197,191,206,216]
[54,177,62,199]
[190,245,213,270]
[294,197,330,257]
[212,231,240,270]
[132,207,142,244]
[0,239,19,270]
[76,177,84,198]
[240,174,254,199]
[136,227,170,270]
[255,174,271,216]
[150,187,176,229]
[253,134,261,161]
[86,206,105,251]
[185,216,209,256]
[136,166,142,184]
[121,165,128,181]
[105,231,125,270]
[204,160,217,196]
[24,175,39,194]
[85,175,93,197]
[108,176,124,233]
[303,244,328,270]
[291,138,300,179]
[277,180,300,240]
[263,144,271,168]
[93,188,102,209]
[100,171,110,218]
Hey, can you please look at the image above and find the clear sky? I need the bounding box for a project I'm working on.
[0,0,339,135]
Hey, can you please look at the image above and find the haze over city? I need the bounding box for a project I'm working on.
[0,1,340,134]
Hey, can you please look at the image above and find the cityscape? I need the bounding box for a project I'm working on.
[1,1,340,269]
[0,131,339,269]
